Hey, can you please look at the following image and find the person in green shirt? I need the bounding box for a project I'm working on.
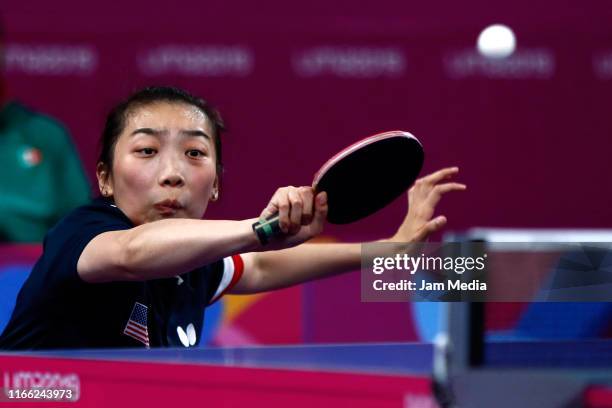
[0,29,90,242]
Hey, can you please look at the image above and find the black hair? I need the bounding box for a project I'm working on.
[98,86,225,185]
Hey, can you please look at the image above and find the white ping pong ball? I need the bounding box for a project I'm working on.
[477,24,516,58]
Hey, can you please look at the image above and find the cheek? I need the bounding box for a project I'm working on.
[189,166,217,196]
[113,158,157,197]
[186,165,217,215]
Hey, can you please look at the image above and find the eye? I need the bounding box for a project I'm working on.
[186,149,206,159]
[137,148,157,156]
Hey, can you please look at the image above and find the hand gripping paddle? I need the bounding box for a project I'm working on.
[252,130,424,244]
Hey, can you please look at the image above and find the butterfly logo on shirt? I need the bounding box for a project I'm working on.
[176,323,197,347]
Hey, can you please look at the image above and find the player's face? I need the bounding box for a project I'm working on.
[103,101,218,225]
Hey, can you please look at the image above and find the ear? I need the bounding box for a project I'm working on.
[96,162,114,197]
[211,177,220,201]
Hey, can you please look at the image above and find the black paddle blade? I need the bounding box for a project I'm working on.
[315,132,424,224]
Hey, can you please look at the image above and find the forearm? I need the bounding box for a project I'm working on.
[119,218,260,281]
[248,242,362,292]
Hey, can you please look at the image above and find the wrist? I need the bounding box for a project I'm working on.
[386,234,410,244]
[251,215,283,247]
[243,218,267,252]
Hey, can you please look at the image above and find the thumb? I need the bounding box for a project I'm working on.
[413,215,447,241]
[312,192,328,226]
[259,202,279,220]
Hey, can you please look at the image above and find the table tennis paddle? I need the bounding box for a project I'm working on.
[252,130,424,244]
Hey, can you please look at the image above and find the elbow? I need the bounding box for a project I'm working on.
[248,254,273,293]
[250,256,267,293]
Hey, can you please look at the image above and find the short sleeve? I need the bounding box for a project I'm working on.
[41,200,133,289]
[209,255,244,304]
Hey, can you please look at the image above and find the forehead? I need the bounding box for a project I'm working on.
[124,101,212,134]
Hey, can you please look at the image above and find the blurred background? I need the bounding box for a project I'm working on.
[1,0,612,347]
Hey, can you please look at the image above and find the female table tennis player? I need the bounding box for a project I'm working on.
[0,87,465,349]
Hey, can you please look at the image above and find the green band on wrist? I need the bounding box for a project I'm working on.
[262,223,273,238]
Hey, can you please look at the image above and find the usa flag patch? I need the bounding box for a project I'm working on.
[124,302,150,348]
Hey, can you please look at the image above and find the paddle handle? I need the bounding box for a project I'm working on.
[252,215,283,245]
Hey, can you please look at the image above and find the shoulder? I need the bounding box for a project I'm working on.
[46,198,133,248]
[37,198,134,286]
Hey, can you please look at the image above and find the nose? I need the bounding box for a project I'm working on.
[161,173,185,188]
[158,155,185,188]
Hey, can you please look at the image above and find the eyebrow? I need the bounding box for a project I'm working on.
[130,128,211,140]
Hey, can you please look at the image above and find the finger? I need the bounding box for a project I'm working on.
[298,187,314,225]
[413,215,447,241]
[276,191,291,234]
[434,182,467,194]
[422,167,459,185]
[259,197,280,220]
[288,188,303,234]
[424,182,466,208]
[260,187,287,220]
[311,191,328,229]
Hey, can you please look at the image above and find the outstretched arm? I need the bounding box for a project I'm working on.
[232,167,466,294]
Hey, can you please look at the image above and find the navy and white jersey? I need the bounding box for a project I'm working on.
[0,198,243,350]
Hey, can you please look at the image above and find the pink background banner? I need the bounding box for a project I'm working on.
[3,1,612,243]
